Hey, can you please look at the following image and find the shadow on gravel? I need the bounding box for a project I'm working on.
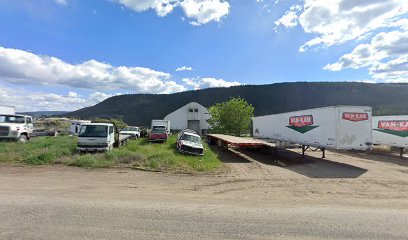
[208,145,251,164]
[335,150,408,167]
[238,148,368,179]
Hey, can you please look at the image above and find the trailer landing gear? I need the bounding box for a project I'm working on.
[301,145,326,159]
[400,148,405,159]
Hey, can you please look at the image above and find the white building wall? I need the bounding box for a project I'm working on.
[164,102,210,130]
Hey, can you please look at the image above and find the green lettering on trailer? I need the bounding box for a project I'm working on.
[374,129,408,137]
[286,125,319,134]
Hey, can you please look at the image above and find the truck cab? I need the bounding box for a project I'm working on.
[77,123,115,152]
[0,114,34,142]
[119,126,140,139]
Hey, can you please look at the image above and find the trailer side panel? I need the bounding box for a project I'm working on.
[372,115,408,148]
[252,106,372,151]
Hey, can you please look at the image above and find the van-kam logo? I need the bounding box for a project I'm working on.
[374,120,408,137]
[287,115,319,133]
[342,112,368,122]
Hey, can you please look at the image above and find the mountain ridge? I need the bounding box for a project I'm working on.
[67,82,408,126]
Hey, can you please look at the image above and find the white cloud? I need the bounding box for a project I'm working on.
[0,85,124,112]
[200,77,240,88]
[0,87,80,112]
[275,0,408,51]
[0,46,186,94]
[67,91,79,98]
[183,77,241,89]
[175,66,193,71]
[54,0,67,6]
[182,77,201,89]
[180,0,230,25]
[114,0,230,25]
[274,10,299,28]
[88,92,115,103]
[325,30,408,82]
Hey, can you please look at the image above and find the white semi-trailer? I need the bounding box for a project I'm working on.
[372,115,408,158]
[252,106,372,158]
[0,105,15,115]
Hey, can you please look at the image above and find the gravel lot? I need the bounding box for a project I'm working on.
[0,147,407,239]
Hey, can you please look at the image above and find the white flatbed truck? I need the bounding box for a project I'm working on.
[77,123,131,152]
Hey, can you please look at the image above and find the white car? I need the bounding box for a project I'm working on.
[177,129,204,156]
[120,126,140,139]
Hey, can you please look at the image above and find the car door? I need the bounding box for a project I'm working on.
[109,126,115,146]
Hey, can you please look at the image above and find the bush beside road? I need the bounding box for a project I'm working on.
[0,135,221,172]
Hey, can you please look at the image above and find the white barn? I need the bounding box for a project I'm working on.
[164,102,210,135]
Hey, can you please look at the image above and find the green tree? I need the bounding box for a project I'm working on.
[92,118,127,132]
[208,98,254,136]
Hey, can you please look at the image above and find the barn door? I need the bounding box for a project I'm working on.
[187,120,201,135]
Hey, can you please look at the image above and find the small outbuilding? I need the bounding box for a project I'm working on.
[164,102,210,135]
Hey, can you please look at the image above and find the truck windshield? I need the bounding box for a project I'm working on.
[0,115,25,124]
[123,127,139,131]
[78,125,108,137]
[151,128,166,134]
[152,126,166,132]
[181,134,201,143]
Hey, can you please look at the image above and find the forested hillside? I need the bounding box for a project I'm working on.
[67,82,408,126]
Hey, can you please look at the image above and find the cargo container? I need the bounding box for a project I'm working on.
[372,115,408,158]
[0,105,15,115]
[252,106,372,158]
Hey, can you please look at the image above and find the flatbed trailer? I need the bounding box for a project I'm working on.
[206,134,271,148]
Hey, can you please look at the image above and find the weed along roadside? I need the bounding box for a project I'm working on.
[0,135,221,172]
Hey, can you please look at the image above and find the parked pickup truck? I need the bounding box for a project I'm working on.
[119,126,140,139]
[0,114,34,142]
[177,129,204,156]
[148,125,168,142]
[77,123,131,152]
[151,120,170,135]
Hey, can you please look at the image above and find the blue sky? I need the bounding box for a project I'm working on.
[0,0,407,111]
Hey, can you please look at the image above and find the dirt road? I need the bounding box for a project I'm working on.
[1,147,408,239]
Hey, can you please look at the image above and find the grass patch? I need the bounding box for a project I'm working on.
[128,135,221,172]
[0,135,221,172]
[0,136,77,164]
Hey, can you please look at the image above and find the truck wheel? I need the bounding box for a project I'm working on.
[18,134,28,143]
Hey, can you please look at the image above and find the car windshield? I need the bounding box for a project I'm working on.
[181,134,201,143]
[78,125,108,137]
[123,127,138,131]
[0,115,25,124]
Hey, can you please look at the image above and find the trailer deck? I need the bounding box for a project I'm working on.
[206,134,271,148]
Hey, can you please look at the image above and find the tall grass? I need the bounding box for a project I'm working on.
[0,136,77,165]
[0,135,221,172]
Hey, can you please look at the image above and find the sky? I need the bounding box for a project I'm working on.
[0,0,407,112]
